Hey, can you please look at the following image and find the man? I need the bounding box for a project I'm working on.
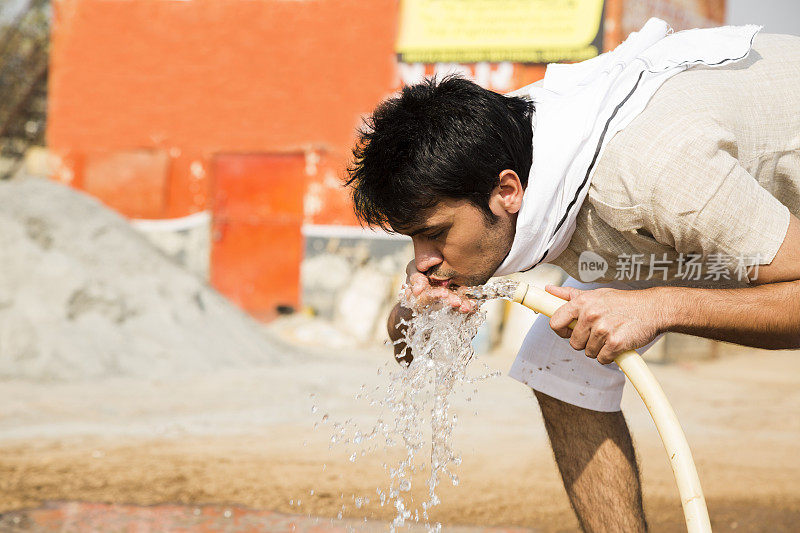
[345,19,800,532]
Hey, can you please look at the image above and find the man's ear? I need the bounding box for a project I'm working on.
[492,169,524,214]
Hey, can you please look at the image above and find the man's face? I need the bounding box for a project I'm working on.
[396,198,516,288]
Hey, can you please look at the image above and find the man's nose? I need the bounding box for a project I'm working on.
[413,239,442,274]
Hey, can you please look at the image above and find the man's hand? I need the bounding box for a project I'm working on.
[388,261,479,366]
[546,215,800,361]
[545,284,667,365]
[404,260,477,313]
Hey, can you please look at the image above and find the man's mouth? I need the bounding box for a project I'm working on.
[428,277,452,288]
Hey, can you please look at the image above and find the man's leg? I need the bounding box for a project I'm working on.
[535,389,646,532]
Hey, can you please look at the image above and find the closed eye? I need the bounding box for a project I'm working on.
[426,229,447,241]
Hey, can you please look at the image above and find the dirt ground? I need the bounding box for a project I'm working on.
[1,340,799,532]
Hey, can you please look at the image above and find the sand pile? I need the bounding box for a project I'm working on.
[0,177,288,381]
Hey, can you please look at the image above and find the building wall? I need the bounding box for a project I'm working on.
[48,0,401,223]
[47,0,723,319]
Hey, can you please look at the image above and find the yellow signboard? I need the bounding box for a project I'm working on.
[397,0,605,63]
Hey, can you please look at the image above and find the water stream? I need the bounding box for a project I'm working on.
[381,278,518,530]
[319,278,519,531]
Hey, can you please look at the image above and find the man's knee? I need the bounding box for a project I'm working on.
[533,388,633,461]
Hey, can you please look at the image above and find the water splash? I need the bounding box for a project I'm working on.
[318,278,517,531]
[379,278,516,530]
[462,277,519,301]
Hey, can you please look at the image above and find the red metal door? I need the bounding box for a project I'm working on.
[211,153,304,320]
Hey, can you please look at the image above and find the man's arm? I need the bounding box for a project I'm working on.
[548,214,800,363]
[657,213,800,349]
[388,302,413,365]
[654,280,800,349]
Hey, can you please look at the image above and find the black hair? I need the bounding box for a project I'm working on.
[344,74,535,232]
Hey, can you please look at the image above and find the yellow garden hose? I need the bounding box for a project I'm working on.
[512,282,712,533]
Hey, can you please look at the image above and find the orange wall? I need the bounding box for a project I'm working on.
[49,0,649,224]
[52,0,732,317]
[47,0,724,225]
[48,0,399,222]
[46,0,560,317]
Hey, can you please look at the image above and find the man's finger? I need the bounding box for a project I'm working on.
[458,299,475,313]
[409,272,427,284]
[452,286,477,314]
[447,293,461,307]
[427,287,451,300]
[409,273,428,295]
[595,344,618,365]
[454,286,470,298]
[568,316,592,351]
[549,303,579,338]
[584,329,607,359]
[545,284,581,301]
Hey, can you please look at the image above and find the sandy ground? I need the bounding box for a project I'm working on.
[1,341,799,532]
